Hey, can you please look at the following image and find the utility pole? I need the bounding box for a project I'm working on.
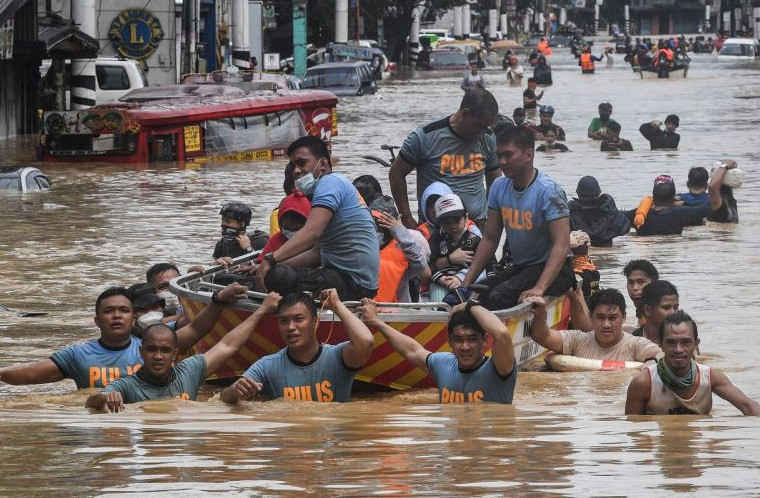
[293,0,307,78]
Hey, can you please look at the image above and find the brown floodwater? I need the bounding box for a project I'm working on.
[2,51,760,495]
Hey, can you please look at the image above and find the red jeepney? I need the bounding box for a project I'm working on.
[41,85,338,164]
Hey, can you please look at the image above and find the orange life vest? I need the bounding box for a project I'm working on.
[580,53,594,72]
[633,196,654,228]
[375,241,409,303]
[654,48,674,67]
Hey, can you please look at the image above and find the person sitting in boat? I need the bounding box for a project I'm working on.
[269,162,296,236]
[708,160,741,224]
[523,78,543,111]
[600,122,633,151]
[527,288,662,366]
[371,196,428,303]
[632,280,679,344]
[536,105,565,141]
[0,283,248,389]
[125,283,179,334]
[389,89,501,231]
[533,55,553,85]
[535,129,570,152]
[639,114,680,150]
[626,172,724,236]
[461,62,486,92]
[85,292,282,412]
[587,102,617,140]
[506,55,524,86]
[569,175,630,247]
[458,126,575,311]
[579,46,604,74]
[623,259,659,326]
[428,194,492,301]
[256,136,380,301]
[213,201,268,264]
[625,310,760,416]
[359,298,517,404]
[569,231,599,306]
[653,41,675,77]
[256,191,311,263]
[352,175,384,207]
[220,290,374,404]
[146,263,184,326]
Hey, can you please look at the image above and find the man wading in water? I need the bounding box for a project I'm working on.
[625,311,760,416]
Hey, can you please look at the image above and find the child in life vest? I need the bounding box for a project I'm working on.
[427,194,492,302]
[370,196,429,303]
[257,191,311,262]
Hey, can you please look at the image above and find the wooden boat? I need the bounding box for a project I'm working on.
[171,254,571,389]
[41,84,337,164]
[632,59,690,79]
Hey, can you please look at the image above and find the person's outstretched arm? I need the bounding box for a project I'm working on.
[707,159,736,212]
[711,369,760,416]
[359,299,430,373]
[524,296,564,353]
[86,391,125,413]
[0,359,64,385]
[320,289,374,370]
[203,292,281,375]
[389,156,418,229]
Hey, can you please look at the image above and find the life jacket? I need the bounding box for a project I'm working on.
[654,48,673,67]
[580,53,594,72]
[375,241,409,303]
[633,196,654,228]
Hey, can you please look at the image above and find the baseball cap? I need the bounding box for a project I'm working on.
[434,194,466,220]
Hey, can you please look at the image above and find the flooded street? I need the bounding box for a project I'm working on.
[2,51,760,495]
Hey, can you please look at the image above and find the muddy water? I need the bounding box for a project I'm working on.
[2,52,760,495]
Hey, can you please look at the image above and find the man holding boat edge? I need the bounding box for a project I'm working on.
[0,283,248,389]
[254,136,379,301]
[625,310,760,416]
[527,288,662,364]
[359,298,516,403]
[85,292,282,412]
[220,289,374,403]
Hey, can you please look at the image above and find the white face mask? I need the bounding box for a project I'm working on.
[157,291,179,314]
[294,162,324,195]
[281,229,296,240]
[137,311,164,332]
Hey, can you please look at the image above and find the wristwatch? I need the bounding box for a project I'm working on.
[244,246,253,253]
[465,299,482,312]
[264,253,277,266]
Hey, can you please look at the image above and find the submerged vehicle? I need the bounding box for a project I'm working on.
[41,84,337,164]
[416,48,470,71]
[301,62,378,97]
[718,38,760,60]
[170,255,571,389]
[0,167,52,192]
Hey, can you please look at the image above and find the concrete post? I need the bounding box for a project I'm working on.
[71,0,96,109]
[624,4,630,35]
[453,7,463,38]
[489,9,498,39]
[335,0,348,43]
[594,3,600,36]
[463,4,471,35]
[500,13,507,36]
[754,7,760,40]
[293,0,307,78]
[560,7,566,26]
[409,6,420,64]
[231,0,250,69]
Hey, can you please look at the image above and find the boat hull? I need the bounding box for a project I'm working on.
[178,292,570,390]
[635,65,689,79]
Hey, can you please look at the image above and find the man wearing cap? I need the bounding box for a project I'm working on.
[627,172,725,235]
[569,176,630,247]
[0,283,248,389]
[256,136,380,300]
[460,126,575,310]
[390,89,501,231]
[639,114,680,149]
[536,106,566,141]
[587,103,618,140]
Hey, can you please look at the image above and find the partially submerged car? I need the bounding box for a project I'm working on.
[416,49,470,71]
[301,62,378,97]
[0,167,52,193]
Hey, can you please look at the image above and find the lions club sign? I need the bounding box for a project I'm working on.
[109,9,164,62]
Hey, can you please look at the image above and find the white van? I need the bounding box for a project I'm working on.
[718,38,760,61]
[40,58,148,106]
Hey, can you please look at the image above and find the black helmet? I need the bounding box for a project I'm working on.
[220,201,252,226]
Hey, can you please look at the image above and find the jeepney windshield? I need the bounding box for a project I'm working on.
[302,67,359,88]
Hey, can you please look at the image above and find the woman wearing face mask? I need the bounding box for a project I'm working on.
[256,191,311,264]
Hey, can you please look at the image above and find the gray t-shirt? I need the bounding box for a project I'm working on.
[311,173,380,291]
[102,354,207,403]
[243,343,356,402]
[399,116,499,221]
[426,352,516,404]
